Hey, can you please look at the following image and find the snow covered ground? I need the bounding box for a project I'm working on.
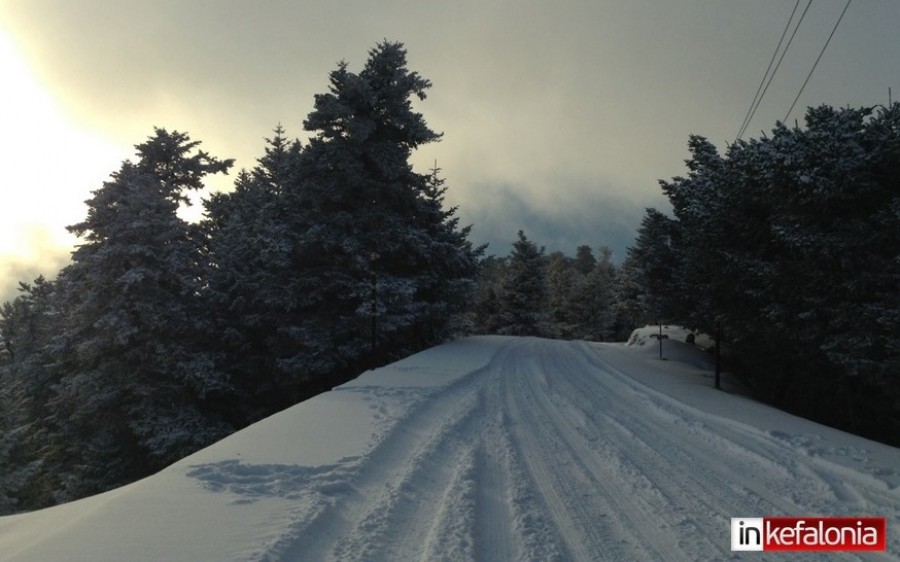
[0,331,898,561]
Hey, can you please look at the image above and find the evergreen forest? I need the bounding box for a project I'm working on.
[0,42,897,515]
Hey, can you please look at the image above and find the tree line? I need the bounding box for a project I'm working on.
[467,231,629,342]
[1,40,896,514]
[624,104,899,447]
[0,42,482,513]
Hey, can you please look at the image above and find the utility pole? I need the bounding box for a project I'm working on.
[658,321,664,360]
[715,324,722,390]
[370,252,379,358]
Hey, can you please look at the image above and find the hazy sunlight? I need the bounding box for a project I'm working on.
[0,28,128,294]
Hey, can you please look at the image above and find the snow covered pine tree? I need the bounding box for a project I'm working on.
[281,41,481,373]
[45,129,234,500]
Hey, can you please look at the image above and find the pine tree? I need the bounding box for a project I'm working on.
[619,208,678,326]
[542,245,618,341]
[0,277,65,511]
[471,256,507,334]
[499,230,547,336]
[573,245,597,275]
[45,129,234,499]
[402,165,484,347]
[0,277,63,420]
[545,251,578,339]
[202,127,305,418]
[577,246,618,341]
[282,40,477,373]
[655,105,900,444]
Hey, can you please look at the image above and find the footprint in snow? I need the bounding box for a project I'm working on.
[186,459,353,502]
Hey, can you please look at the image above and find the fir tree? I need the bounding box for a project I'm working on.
[46,129,234,499]
[283,40,476,372]
[202,127,305,418]
[499,230,547,336]
[545,251,579,339]
[655,104,900,444]
[577,246,618,341]
[471,256,508,334]
[573,245,597,275]
[403,165,484,347]
[0,277,65,510]
[619,208,678,326]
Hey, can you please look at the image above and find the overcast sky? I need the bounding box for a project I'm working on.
[1,1,897,302]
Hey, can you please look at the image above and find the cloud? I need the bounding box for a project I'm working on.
[0,224,72,304]
[3,0,899,283]
[457,180,662,261]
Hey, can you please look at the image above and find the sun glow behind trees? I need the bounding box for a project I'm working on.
[0,42,484,512]
[0,28,129,302]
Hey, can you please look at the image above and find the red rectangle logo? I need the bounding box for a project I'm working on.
[732,517,886,552]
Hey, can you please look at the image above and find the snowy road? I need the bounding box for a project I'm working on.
[275,337,899,561]
[1,335,898,561]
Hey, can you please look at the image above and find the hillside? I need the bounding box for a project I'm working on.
[0,332,897,561]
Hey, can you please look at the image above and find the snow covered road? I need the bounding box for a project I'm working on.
[1,335,898,561]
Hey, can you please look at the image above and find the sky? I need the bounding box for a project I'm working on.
[1,0,898,302]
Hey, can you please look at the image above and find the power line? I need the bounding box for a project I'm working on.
[736,0,812,141]
[783,0,852,124]
[735,0,800,142]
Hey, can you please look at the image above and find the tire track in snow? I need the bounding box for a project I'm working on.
[334,383,486,562]
[471,438,515,561]
[502,339,679,561]
[537,345,755,559]
[568,342,893,562]
[274,343,513,562]
[419,445,479,562]
[505,339,877,562]
[470,375,516,562]
[266,337,896,562]
[580,343,893,518]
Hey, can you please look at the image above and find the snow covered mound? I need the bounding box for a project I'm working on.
[628,324,716,352]
[0,336,897,561]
